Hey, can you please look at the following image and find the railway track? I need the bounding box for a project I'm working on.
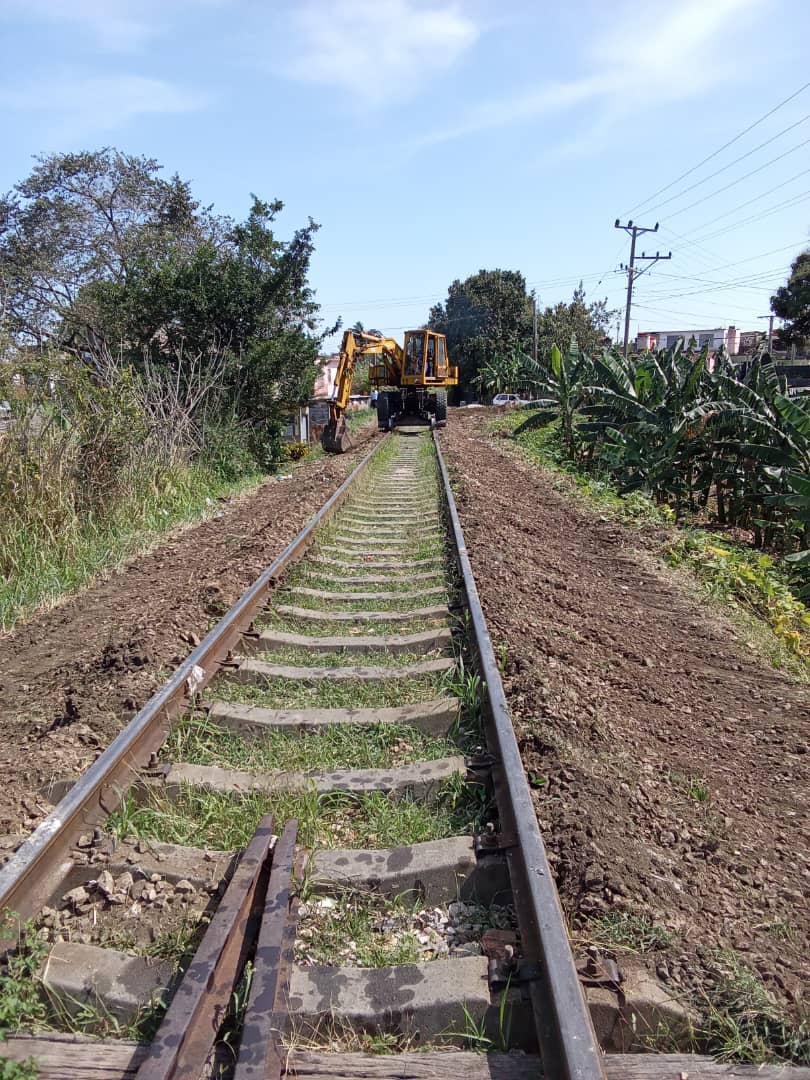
[1,429,792,1080]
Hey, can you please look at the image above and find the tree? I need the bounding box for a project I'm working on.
[428,269,534,389]
[0,149,204,348]
[537,282,615,358]
[771,250,810,348]
[0,150,329,468]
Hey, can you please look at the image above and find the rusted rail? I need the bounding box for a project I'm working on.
[434,430,606,1080]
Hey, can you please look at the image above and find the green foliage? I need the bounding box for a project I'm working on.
[770,249,810,348]
[428,269,534,389]
[283,441,309,462]
[0,150,330,626]
[696,951,810,1064]
[536,281,616,358]
[0,353,265,628]
[586,912,674,953]
[512,339,810,590]
[515,338,593,455]
[667,534,810,658]
[0,1059,38,1080]
[0,915,49,1034]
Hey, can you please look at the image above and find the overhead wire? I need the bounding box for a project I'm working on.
[664,135,810,220]
[622,79,810,216]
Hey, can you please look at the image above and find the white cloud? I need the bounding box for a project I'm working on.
[281,0,479,105]
[0,74,207,136]
[417,0,766,147]
[0,0,228,52]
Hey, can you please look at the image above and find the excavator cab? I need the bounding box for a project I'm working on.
[400,330,452,385]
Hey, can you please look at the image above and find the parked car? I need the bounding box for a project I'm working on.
[492,393,528,407]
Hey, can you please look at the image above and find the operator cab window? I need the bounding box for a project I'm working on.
[426,336,436,377]
[406,333,424,375]
[436,336,446,373]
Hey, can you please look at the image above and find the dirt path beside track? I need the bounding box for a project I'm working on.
[440,411,809,1016]
[0,430,378,840]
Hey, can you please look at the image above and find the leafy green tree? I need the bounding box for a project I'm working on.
[537,282,615,358]
[770,250,810,348]
[0,149,204,348]
[428,269,534,389]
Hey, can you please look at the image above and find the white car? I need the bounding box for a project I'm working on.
[492,393,527,407]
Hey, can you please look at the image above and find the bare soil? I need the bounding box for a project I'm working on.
[440,411,809,1016]
[0,429,378,839]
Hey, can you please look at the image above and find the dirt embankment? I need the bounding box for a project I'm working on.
[0,431,378,839]
[440,411,809,1014]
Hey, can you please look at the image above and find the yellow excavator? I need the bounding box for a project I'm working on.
[322,328,458,452]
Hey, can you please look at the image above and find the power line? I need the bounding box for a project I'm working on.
[664,134,810,220]
[641,268,788,303]
[670,167,810,234]
[623,79,810,216]
[685,189,810,246]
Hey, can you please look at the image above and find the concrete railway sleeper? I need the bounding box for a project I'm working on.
[0,431,797,1080]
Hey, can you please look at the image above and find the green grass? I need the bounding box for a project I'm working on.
[285,564,445,588]
[296,890,425,968]
[0,913,164,1043]
[108,776,488,852]
[210,670,448,709]
[277,591,448,613]
[165,711,456,772]
[584,912,675,953]
[667,532,810,674]
[693,951,810,1065]
[258,611,442,638]
[0,462,267,632]
[243,643,447,668]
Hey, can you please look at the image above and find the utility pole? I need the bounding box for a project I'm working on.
[757,313,776,353]
[614,219,672,356]
[532,296,538,364]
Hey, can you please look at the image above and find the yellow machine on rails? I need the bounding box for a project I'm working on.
[322,328,458,452]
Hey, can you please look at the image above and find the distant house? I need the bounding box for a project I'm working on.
[636,325,741,354]
[738,330,765,354]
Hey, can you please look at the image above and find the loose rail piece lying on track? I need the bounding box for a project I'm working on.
[135,814,276,1080]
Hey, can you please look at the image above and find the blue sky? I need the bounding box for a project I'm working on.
[2,0,809,346]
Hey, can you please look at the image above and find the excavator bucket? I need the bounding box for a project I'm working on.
[321,416,352,454]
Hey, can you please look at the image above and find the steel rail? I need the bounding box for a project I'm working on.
[433,431,606,1080]
[0,435,389,927]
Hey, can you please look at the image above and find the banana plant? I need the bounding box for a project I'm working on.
[515,338,592,456]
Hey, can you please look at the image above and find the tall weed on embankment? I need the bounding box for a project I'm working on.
[0,351,262,631]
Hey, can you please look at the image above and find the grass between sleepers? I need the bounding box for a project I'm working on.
[108,774,489,853]
[165,711,456,773]
[257,611,443,638]
[276,591,449,613]
[211,670,445,710]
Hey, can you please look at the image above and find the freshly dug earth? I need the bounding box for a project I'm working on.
[440,411,809,1019]
[0,429,378,839]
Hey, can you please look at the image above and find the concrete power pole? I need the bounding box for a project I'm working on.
[614,220,672,356]
[757,313,776,353]
[532,296,538,364]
